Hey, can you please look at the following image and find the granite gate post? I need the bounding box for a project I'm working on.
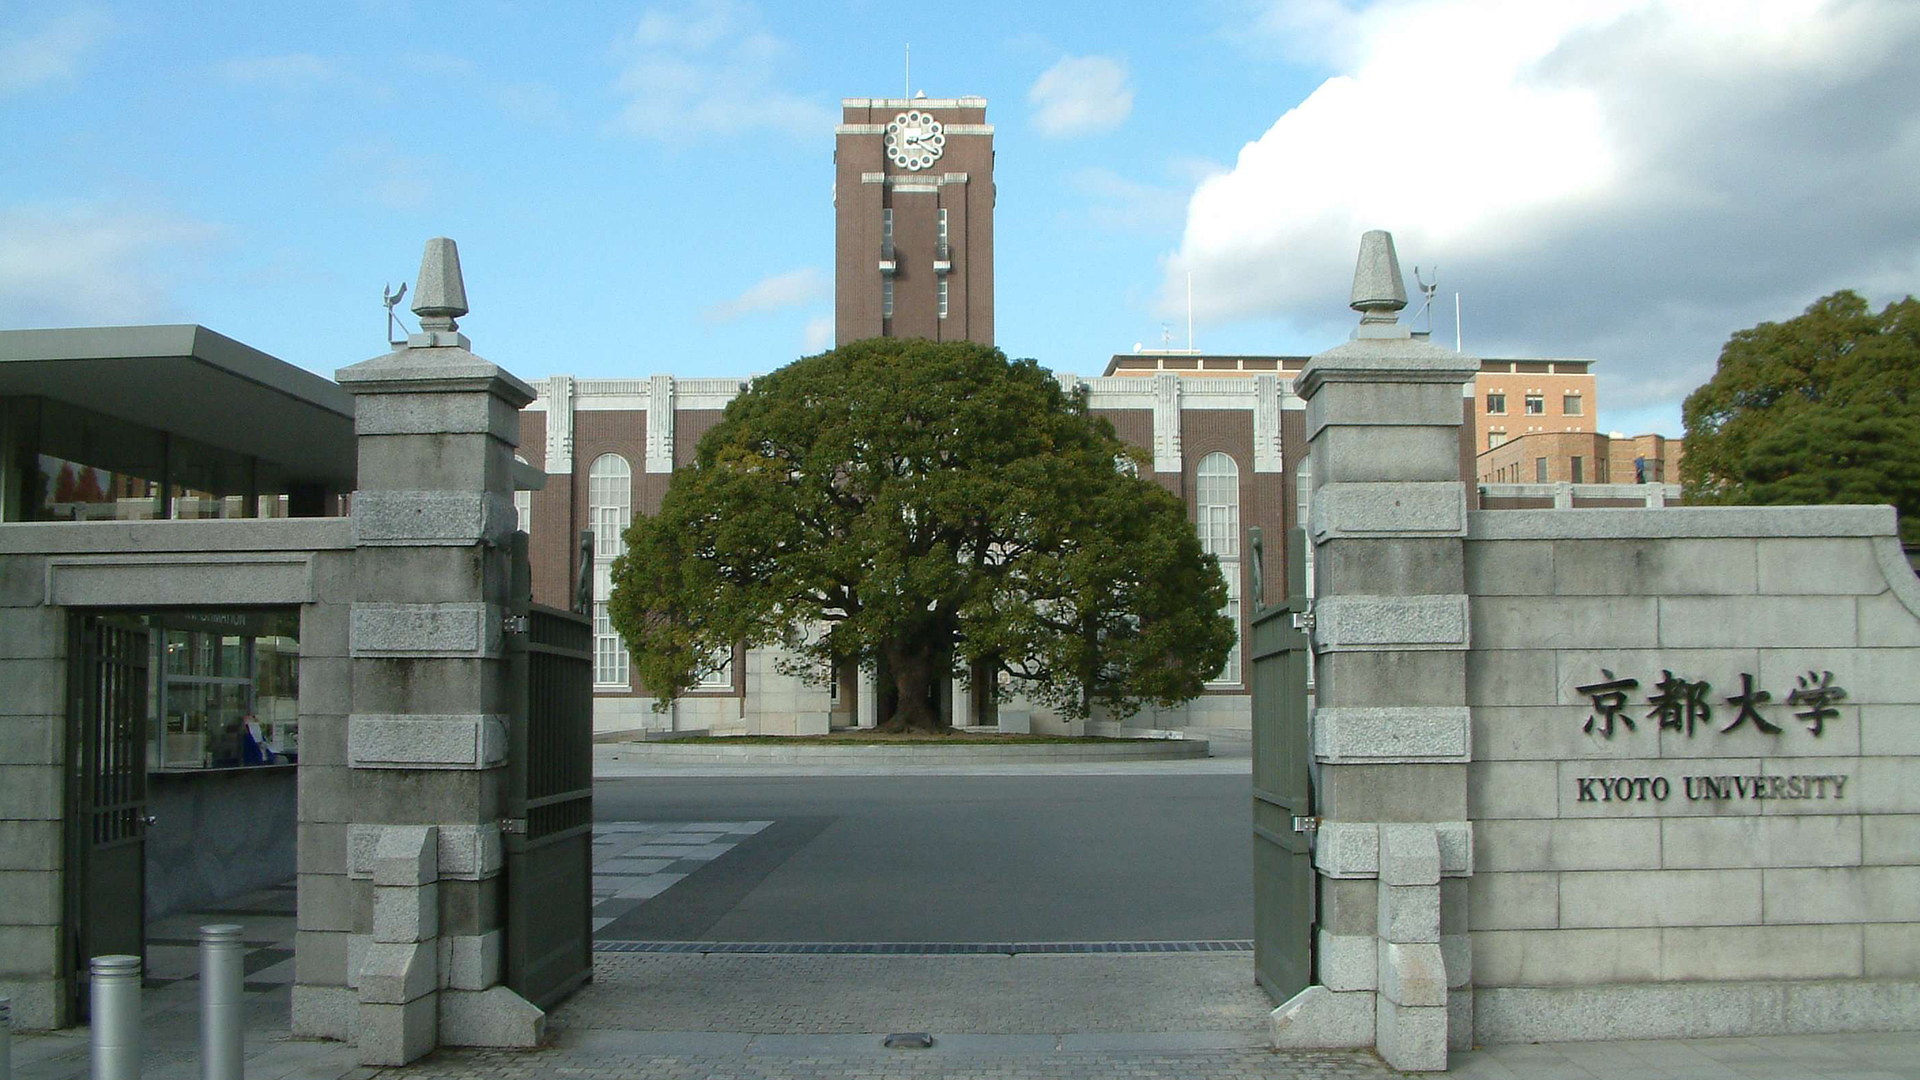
[1267,231,1478,1071]
[290,238,543,1064]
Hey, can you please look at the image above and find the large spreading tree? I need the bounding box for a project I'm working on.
[1683,290,1920,546]
[606,338,1236,731]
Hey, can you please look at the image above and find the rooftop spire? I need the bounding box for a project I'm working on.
[1349,229,1407,325]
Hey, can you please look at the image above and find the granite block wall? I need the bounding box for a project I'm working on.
[1463,507,1920,1043]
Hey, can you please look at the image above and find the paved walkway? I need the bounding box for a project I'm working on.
[12,801,1920,1077]
[591,738,1256,778]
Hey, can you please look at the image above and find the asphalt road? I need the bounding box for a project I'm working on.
[593,772,1254,943]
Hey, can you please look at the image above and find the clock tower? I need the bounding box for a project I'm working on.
[833,95,994,346]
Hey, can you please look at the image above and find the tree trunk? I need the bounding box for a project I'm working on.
[878,642,947,733]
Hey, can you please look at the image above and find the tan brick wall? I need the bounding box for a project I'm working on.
[1479,431,1682,486]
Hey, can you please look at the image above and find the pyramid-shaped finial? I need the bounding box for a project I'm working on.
[410,237,469,333]
[1349,230,1407,325]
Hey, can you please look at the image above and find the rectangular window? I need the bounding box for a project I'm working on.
[594,565,627,687]
[1210,564,1241,685]
[514,489,531,538]
[1535,457,1549,483]
[882,208,893,244]
[937,208,948,242]
[1485,392,1506,414]
[882,277,894,319]
[1525,393,1545,415]
[146,608,300,770]
[696,645,733,689]
[1487,430,1507,450]
[1571,456,1584,483]
[937,279,948,319]
[1563,393,1583,415]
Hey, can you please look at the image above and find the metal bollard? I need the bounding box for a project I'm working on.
[89,954,142,1080]
[199,926,244,1080]
[2,994,12,1080]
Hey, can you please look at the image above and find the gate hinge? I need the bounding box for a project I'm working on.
[499,817,528,835]
[1291,601,1315,634]
[502,614,530,635]
[1292,815,1321,835]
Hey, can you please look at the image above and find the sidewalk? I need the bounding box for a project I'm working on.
[13,814,1919,1078]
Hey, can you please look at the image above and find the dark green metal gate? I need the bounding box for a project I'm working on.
[503,532,596,1011]
[1249,526,1315,1004]
[65,613,151,1020]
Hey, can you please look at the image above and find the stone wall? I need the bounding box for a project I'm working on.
[1463,504,1920,1043]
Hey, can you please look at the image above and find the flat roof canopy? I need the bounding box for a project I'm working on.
[0,324,356,490]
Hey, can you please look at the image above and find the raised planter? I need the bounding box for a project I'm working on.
[601,737,1211,765]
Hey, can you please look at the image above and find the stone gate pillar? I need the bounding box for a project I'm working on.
[292,238,542,1065]
[1270,231,1479,1071]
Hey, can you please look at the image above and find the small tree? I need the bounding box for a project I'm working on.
[607,338,1235,732]
[1683,290,1920,545]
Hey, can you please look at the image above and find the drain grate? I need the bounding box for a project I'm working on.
[593,939,1254,956]
[883,1032,935,1049]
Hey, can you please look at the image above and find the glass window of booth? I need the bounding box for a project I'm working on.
[144,608,300,771]
[0,396,331,522]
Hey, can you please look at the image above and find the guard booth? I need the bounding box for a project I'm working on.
[1249,526,1315,1003]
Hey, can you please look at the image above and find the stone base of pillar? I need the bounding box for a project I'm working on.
[1449,988,1474,1051]
[291,985,356,1041]
[1377,997,1448,1072]
[358,994,438,1067]
[1269,985,1374,1050]
[440,985,546,1047]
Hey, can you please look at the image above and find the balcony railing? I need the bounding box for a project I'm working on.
[934,241,952,274]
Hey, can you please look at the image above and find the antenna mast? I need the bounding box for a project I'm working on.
[905,43,910,99]
[1186,271,1194,350]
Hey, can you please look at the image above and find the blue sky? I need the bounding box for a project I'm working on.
[4,0,1917,437]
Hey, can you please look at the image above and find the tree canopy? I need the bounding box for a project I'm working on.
[1682,290,1920,546]
[606,337,1236,731]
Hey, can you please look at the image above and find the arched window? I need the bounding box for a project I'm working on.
[1196,452,1241,685]
[587,454,633,687]
[513,456,532,539]
[588,454,632,560]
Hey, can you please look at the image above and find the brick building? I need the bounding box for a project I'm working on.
[835,96,994,346]
[514,97,1640,740]
[1475,429,1683,485]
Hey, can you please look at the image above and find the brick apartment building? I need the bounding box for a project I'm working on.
[1477,430,1684,486]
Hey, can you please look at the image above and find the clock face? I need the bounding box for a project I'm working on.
[885,111,945,171]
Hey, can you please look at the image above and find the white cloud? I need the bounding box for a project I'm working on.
[0,9,113,97]
[611,0,830,142]
[1073,160,1226,234]
[802,314,833,352]
[1169,0,1920,429]
[0,202,217,326]
[1028,55,1134,138]
[704,268,827,323]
